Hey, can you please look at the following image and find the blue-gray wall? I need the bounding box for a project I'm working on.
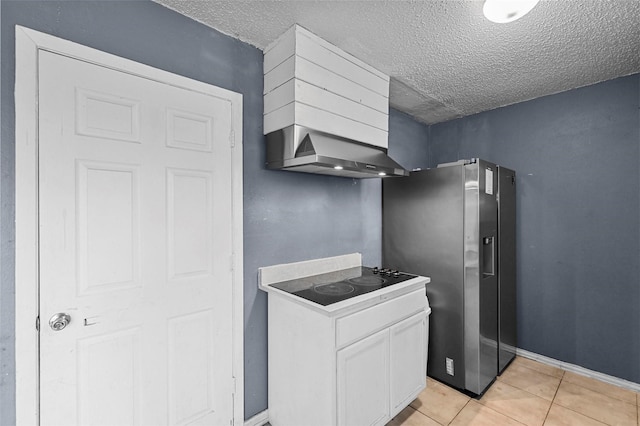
[0,1,431,422]
[388,109,431,171]
[427,75,640,383]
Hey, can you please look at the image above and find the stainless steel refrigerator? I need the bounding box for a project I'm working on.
[382,159,516,396]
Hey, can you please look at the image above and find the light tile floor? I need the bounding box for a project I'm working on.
[388,356,640,426]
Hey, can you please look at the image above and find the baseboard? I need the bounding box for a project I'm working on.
[244,409,269,426]
[516,348,640,393]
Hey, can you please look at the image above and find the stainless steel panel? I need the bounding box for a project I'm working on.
[464,160,498,395]
[497,166,517,373]
[383,166,466,389]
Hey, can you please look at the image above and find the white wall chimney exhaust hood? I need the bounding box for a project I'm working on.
[263,24,409,178]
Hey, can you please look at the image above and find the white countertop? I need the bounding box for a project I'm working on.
[258,253,430,316]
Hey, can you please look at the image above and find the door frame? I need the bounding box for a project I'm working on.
[15,26,244,424]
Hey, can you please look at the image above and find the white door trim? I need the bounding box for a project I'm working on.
[15,26,244,425]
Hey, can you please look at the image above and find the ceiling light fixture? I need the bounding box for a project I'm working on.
[483,0,540,23]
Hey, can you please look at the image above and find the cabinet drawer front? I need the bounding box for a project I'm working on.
[336,288,426,348]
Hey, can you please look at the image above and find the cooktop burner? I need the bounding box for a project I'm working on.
[314,283,355,296]
[347,276,387,286]
[271,266,416,306]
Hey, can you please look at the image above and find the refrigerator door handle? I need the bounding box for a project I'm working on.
[482,236,495,277]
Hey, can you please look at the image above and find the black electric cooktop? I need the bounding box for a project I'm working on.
[271,266,416,306]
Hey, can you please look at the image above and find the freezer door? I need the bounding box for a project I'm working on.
[464,160,498,395]
[497,166,517,373]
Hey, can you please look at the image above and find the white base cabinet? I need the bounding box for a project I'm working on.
[390,312,429,413]
[337,326,390,426]
[338,311,427,426]
[266,286,428,426]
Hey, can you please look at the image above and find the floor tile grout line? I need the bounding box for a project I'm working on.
[445,399,470,425]
[468,399,529,426]
[391,404,435,425]
[504,363,637,417]
[475,370,557,426]
[412,404,445,425]
[553,375,635,426]
[417,360,639,426]
[540,372,563,426]
[560,376,639,409]
[562,370,640,405]
[478,398,549,425]
[497,368,563,402]
[422,377,471,425]
[418,407,447,426]
[513,358,566,381]
[555,370,639,425]
[549,402,614,426]
[496,370,624,426]
[550,370,564,402]
[407,405,441,425]
[485,374,557,404]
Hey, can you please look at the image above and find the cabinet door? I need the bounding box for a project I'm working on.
[390,311,427,415]
[337,329,389,426]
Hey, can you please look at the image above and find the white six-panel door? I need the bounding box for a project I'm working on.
[34,45,238,425]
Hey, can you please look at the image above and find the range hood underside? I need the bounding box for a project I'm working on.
[266,126,409,179]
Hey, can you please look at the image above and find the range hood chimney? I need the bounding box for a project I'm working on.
[266,126,409,178]
[263,25,409,179]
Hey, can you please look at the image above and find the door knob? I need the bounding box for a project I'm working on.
[49,313,71,331]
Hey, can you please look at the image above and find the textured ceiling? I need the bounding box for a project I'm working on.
[154,0,640,124]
